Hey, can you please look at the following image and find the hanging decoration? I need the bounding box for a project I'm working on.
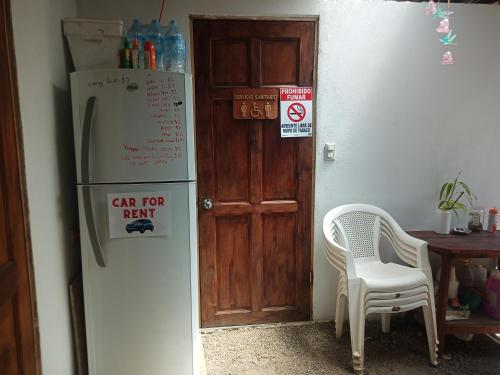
[425,0,437,16]
[440,31,457,46]
[436,18,449,33]
[425,0,457,66]
[441,51,455,65]
[433,7,454,20]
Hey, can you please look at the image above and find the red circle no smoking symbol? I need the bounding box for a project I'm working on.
[287,102,306,122]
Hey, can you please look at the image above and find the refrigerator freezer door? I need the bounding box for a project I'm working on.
[71,70,195,184]
[78,182,199,375]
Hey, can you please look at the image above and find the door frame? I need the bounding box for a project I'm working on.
[1,0,41,372]
[189,15,319,322]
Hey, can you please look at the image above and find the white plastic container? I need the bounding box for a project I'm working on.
[63,18,123,71]
[435,208,451,234]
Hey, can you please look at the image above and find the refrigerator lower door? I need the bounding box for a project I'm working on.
[77,182,199,375]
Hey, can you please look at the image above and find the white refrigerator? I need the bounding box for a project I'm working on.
[70,69,199,375]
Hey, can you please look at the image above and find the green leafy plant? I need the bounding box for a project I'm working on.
[438,171,477,215]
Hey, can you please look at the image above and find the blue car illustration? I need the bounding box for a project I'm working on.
[125,219,154,234]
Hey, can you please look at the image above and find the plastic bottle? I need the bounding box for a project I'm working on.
[164,20,186,73]
[126,18,144,69]
[146,20,164,71]
[131,39,141,69]
[455,258,474,289]
[487,207,498,233]
[484,268,500,320]
[121,39,132,69]
[448,265,459,300]
[472,264,488,289]
[144,41,156,71]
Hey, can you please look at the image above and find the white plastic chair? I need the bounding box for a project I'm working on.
[323,204,438,374]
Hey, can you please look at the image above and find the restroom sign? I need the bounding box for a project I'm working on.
[280,87,313,138]
[107,191,171,239]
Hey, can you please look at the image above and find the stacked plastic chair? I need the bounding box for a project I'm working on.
[323,204,438,374]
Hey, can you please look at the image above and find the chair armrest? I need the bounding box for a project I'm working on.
[380,217,429,270]
[323,223,357,278]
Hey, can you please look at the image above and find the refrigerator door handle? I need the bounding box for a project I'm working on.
[83,186,106,267]
[81,96,96,185]
[82,97,106,267]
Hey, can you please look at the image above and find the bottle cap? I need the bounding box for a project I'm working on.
[168,19,180,34]
[489,207,498,214]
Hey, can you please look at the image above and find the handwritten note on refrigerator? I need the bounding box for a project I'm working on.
[119,73,185,168]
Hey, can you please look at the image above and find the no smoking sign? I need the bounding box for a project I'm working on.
[280,88,313,138]
[287,103,306,122]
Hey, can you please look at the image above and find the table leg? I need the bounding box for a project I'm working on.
[436,254,452,356]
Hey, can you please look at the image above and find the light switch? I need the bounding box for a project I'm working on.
[324,143,335,161]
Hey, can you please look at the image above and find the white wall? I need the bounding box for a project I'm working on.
[77,0,500,320]
[11,0,79,374]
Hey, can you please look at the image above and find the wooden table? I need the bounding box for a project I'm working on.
[408,231,500,355]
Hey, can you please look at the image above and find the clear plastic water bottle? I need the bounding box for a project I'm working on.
[126,18,144,69]
[146,19,165,71]
[164,20,186,73]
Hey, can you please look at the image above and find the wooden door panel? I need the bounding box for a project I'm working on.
[0,263,17,308]
[211,39,250,87]
[0,175,8,265]
[262,122,297,200]
[215,216,252,313]
[295,139,313,312]
[0,300,20,375]
[194,18,316,327]
[213,100,250,201]
[0,0,38,372]
[261,39,300,86]
[262,213,297,308]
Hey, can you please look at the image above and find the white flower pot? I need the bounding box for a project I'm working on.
[435,209,452,234]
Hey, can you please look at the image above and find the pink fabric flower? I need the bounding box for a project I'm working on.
[425,0,437,16]
[441,50,454,65]
[436,18,450,33]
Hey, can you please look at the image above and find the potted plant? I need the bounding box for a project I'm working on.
[436,171,476,234]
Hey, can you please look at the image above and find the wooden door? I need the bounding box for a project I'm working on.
[0,0,39,373]
[193,18,317,327]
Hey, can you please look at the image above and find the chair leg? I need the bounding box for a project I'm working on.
[422,305,438,366]
[348,288,365,374]
[335,293,346,338]
[348,308,366,375]
[427,281,439,342]
[381,313,391,333]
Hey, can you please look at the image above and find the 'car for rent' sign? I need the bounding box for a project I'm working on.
[107,191,171,238]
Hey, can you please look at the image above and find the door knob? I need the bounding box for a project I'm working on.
[202,198,213,210]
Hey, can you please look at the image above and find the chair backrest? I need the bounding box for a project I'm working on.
[336,211,378,259]
[324,204,386,262]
